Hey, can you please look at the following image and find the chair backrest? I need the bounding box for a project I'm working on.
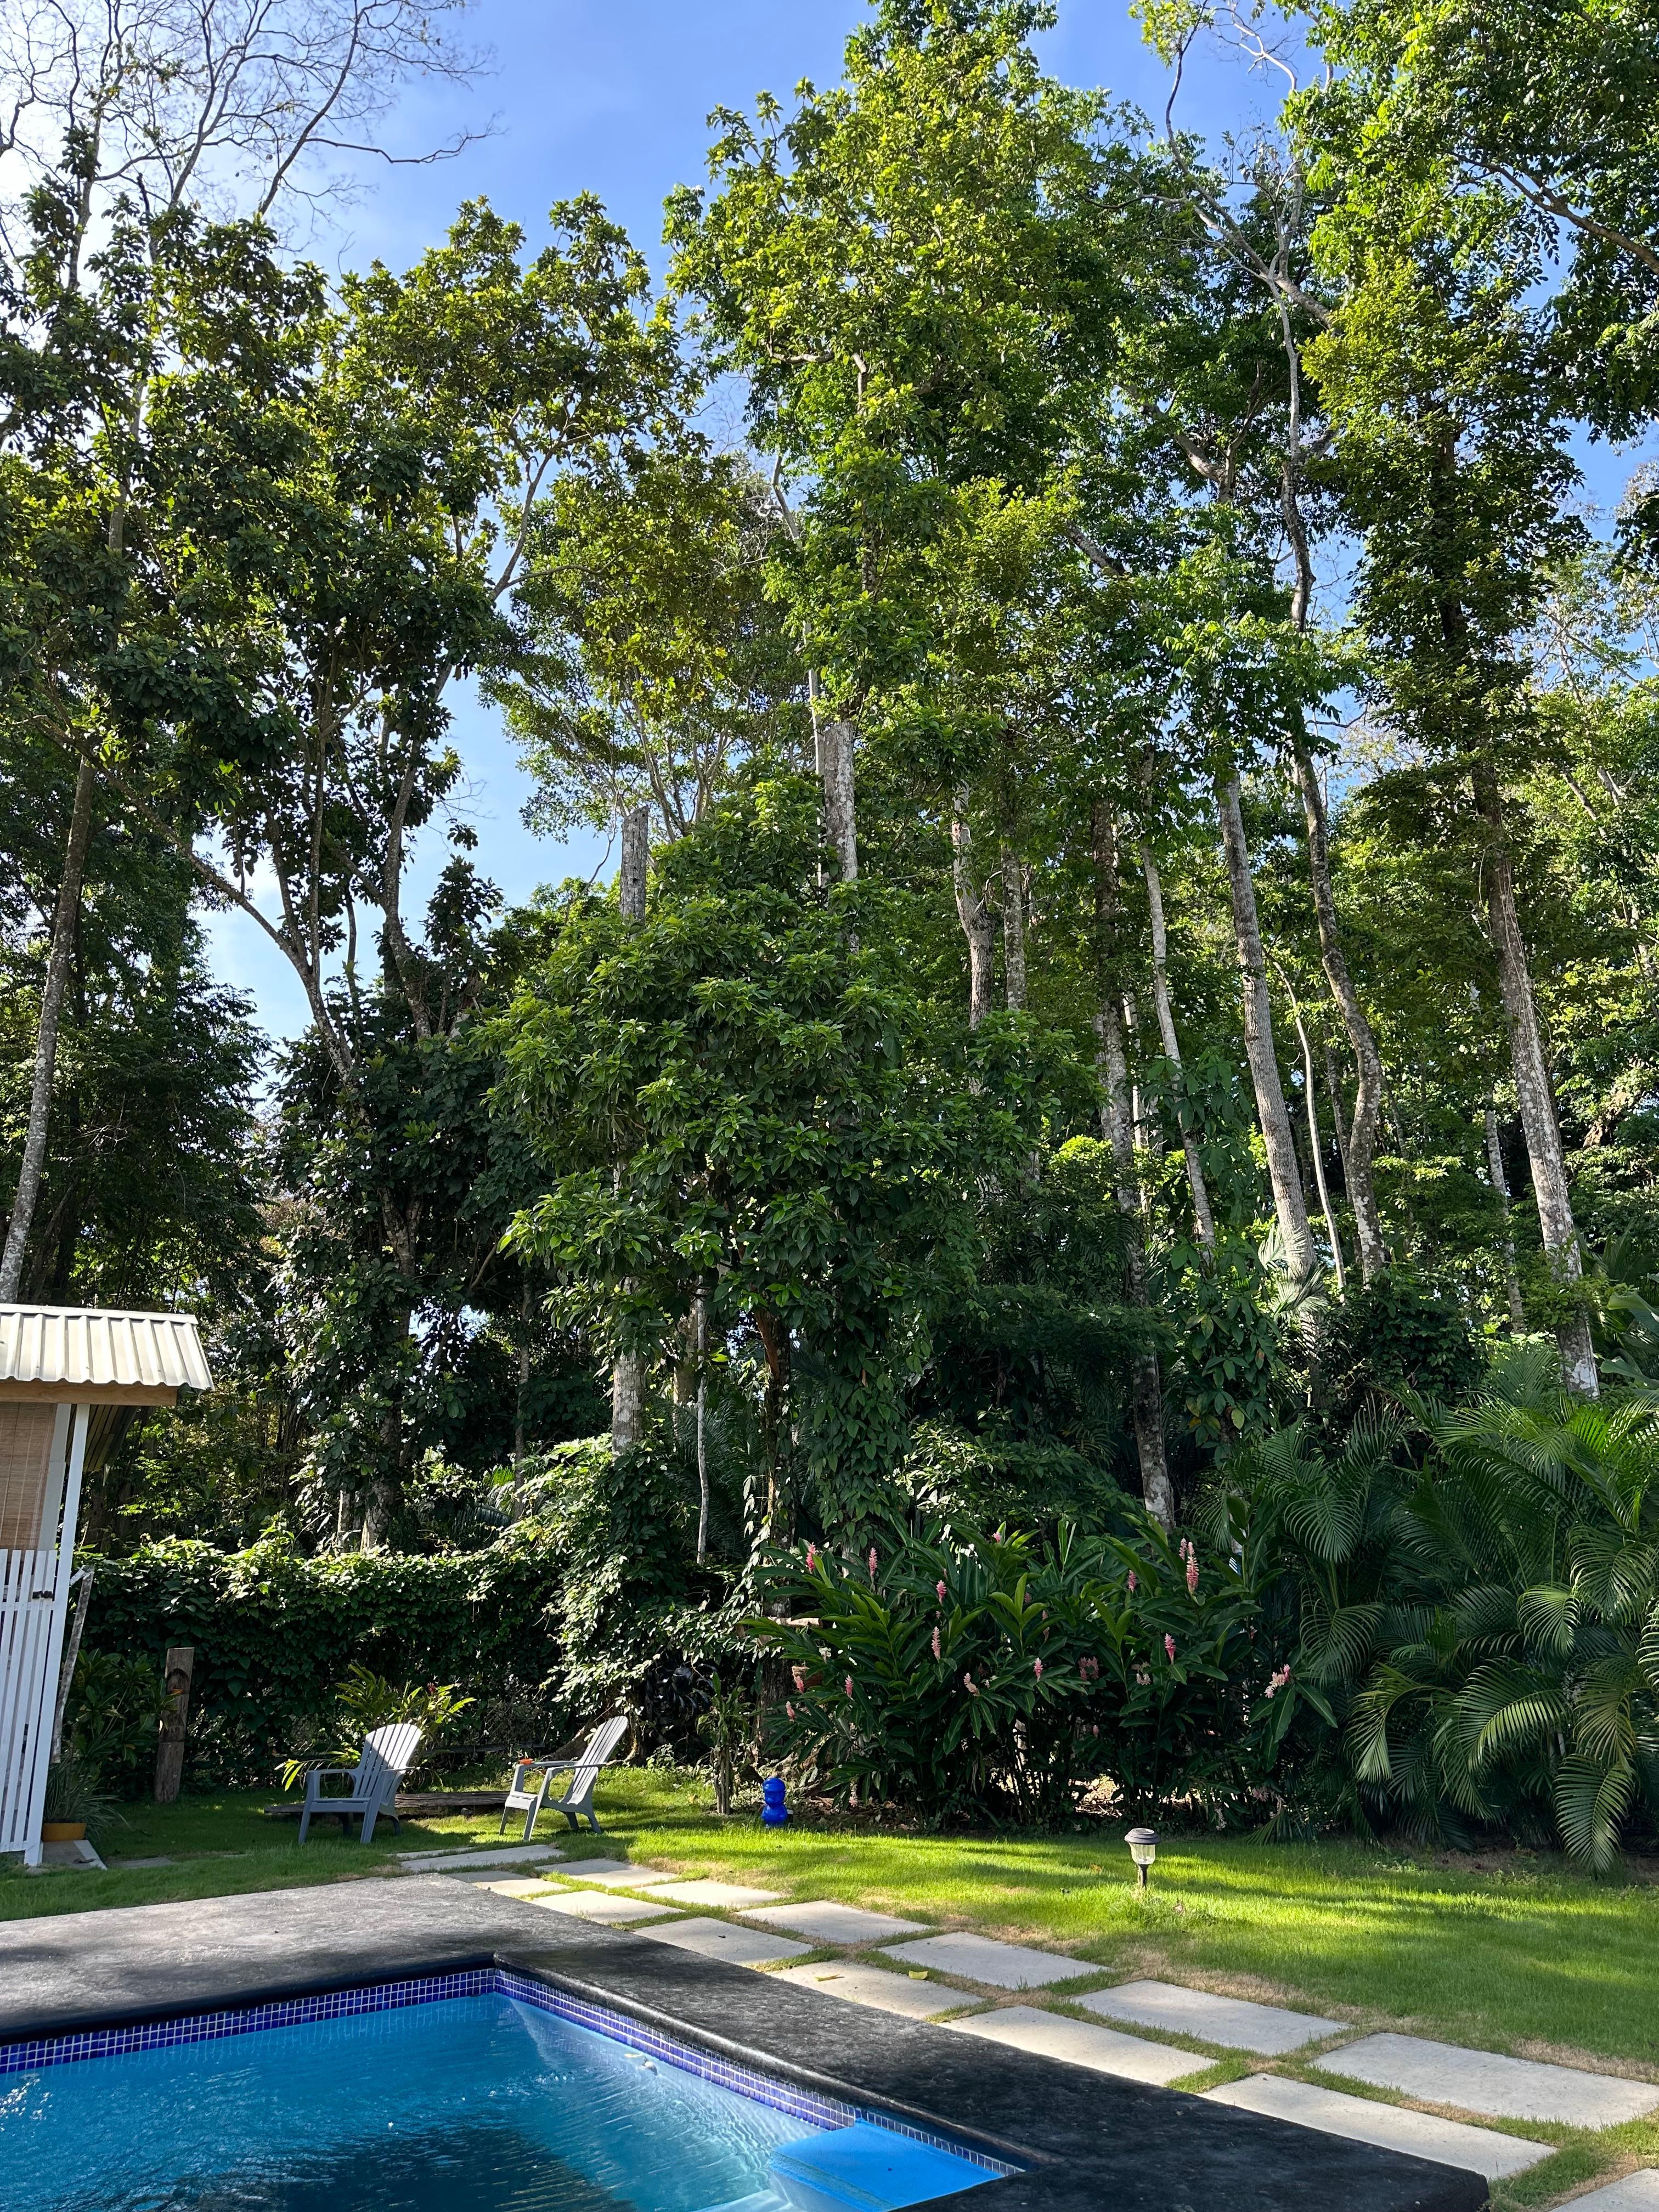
[571,1713,628,1796]
[358,1721,424,1803]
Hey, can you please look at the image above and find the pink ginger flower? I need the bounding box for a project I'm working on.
[1127,1571,1137,1593]
[806,1543,819,1571]
[792,1664,808,1691]
[1164,1633,1177,1664]
[1187,1549,1199,1595]
[964,1672,979,1696]
[786,1701,796,1721]
[936,1581,947,1603]
[868,1547,878,1580]
[1079,1656,1099,1681]
[844,1675,854,1697]
[1264,1664,1293,1701]
[932,1627,942,1661]
[1033,1658,1043,1680]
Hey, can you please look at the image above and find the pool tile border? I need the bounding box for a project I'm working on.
[0,1965,1017,2181]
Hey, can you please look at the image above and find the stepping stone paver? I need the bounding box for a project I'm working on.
[1205,2076,1549,2182]
[774,1962,956,2022]
[950,2005,1199,2087]
[475,1877,556,1898]
[746,1901,929,1945]
[1081,1979,1341,2054]
[1564,2177,1659,2211]
[646,1879,782,1909]
[529,1889,680,1925]
[881,1933,1086,1990]
[553,1859,678,1888]
[637,1916,810,1967]
[1319,2033,1659,2127]
[400,1843,562,1872]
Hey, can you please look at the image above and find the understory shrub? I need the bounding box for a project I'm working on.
[76,1434,751,1790]
[1221,1350,1659,1868]
[758,1513,1314,1824]
[78,1534,566,1789]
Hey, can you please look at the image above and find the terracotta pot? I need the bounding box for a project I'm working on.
[41,1821,86,1843]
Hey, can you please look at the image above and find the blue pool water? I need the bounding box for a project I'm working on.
[0,1990,998,2212]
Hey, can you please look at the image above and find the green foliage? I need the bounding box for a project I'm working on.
[277,1666,475,1788]
[78,1536,567,1789]
[1312,1273,1484,1438]
[501,776,1062,1533]
[1226,1365,1659,1867]
[61,1649,174,1798]
[695,1671,755,1815]
[758,1513,1294,1824]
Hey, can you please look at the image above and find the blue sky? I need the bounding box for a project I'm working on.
[204,0,1290,1045]
[203,0,1649,1045]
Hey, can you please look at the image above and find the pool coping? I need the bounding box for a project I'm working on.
[0,1878,1487,2212]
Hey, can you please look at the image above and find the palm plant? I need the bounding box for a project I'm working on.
[1356,1375,1659,1870]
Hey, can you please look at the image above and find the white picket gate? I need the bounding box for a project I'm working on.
[0,1549,65,1854]
[0,1407,85,1864]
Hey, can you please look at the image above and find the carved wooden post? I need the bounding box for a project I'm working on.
[154,1645,195,1804]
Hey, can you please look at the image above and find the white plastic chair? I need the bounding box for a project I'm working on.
[296,1720,424,1844]
[500,1714,629,1839]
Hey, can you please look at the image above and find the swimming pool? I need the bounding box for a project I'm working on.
[0,1970,1008,2212]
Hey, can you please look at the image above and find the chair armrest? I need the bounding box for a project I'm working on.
[304,1769,361,1799]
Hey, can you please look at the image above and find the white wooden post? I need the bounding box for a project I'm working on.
[20,1404,88,1866]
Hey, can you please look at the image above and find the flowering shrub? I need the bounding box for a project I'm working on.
[755,1510,1307,1822]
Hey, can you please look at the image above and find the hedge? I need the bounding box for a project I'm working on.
[77,1536,565,1790]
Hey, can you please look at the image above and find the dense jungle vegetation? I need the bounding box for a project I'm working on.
[8,0,1659,1864]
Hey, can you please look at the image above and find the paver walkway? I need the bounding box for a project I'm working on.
[1082,1979,1340,2055]
[529,1890,679,1926]
[553,1860,676,1888]
[747,1901,929,1945]
[1205,2076,1549,2182]
[1568,2177,1659,2211]
[637,1917,810,1967]
[881,1933,1087,1990]
[951,2005,1199,2087]
[401,1843,562,1872]
[1320,2033,1659,2127]
[773,1962,954,2022]
[647,1879,781,1909]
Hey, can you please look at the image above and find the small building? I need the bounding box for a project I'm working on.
[0,1305,211,1864]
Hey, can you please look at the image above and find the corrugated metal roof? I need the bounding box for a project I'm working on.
[0,1306,212,1395]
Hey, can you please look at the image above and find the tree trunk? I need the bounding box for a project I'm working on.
[1288,734,1389,1280]
[1324,1042,1353,1191]
[1139,839,1216,1256]
[1002,846,1027,1012]
[1093,805,1175,1530]
[951,806,996,1027]
[619,802,650,921]
[820,718,858,883]
[612,804,650,1449]
[753,1306,791,1537]
[1471,758,1596,1394]
[1277,967,1348,1293]
[1215,771,1319,1298]
[1484,1098,1528,1332]
[611,1350,646,1453]
[695,1282,710,1565]
[0,755,98,1300]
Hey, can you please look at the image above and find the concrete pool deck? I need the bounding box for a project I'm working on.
[0,1880,1483,2212]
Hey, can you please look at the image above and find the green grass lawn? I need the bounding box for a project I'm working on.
[7,1771,1655,2211]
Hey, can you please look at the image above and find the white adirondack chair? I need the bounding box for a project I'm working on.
[296,1720,423,1844]
[501,1714,629,1841]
